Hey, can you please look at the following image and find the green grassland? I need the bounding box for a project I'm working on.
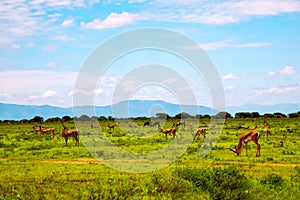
[0,117,299,199]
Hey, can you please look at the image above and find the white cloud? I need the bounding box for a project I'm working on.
[95,88,104,95]
[278,66,296,75]
[52,35,75,41]
[47,61,58,67]
[268,66,296,77]
[48,13,62,22]
[225,85,235,91]
[268,71,276,77]
[197,40,271,50]
[0,0,99,46]
[149,0,300,24]
[41,90,57,98]
[266,86,298,94]
[43,44,58,52]
[81,12,138,29]
[12,44,21,49]
[61,19,74,27]
[29,0,100,8]
[222,74,239,80]
[68,90,74,97]
[128,0,146,3]
[26,42,35,47]
[28,95,39,100]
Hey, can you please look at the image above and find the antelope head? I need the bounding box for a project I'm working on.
[228,146,240,156]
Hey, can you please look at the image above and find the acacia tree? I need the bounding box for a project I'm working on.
[155,113,170,120]
[30,116,43,123]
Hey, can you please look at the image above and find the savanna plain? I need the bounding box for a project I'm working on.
[0,117,299,200]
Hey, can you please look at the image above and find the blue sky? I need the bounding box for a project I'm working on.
[0,0,299,108]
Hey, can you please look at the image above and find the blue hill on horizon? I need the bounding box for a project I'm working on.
[0,101,299,120]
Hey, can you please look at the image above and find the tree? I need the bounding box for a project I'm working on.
[175,112,193,119]
[288,112,300,118]
[98,116,107,121]
[235,112,251,118]
[155,113,170,120]
[274,112,287,118]
[263,113,274,118]
[31,116,43,123]
[214,111,232,119]
[79,115,90,121]
[45,117,61,122]
[201,114,211,119]
[62,116,72,122]
[251,112,260,118]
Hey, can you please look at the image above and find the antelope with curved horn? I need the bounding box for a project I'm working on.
[160,127,177,141]
[32,126,41,134]
[172,120,186,128]
[228,129,261,157]
[40,126,55,138]
[193,127,206,141]
[61,123,79,146]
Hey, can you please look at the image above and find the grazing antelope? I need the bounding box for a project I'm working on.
[150,121,160,128]
[193,127,206,141]
[90,124,99,128]
[160,127,177,141]
[143,121,150,127]
[33,126,41,134]
[172,120,186,128]
[263,119,271,140]
[229,129,261,157]
[108,124,115,132]
[61,125,79,146]
[40,126,55,138]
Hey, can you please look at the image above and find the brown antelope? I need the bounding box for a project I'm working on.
[172,120,185,128]
[193,127,206,141]
[108,124,114,132]
[143,120,150,127]
[61,125,79,146]
[32,126,41,134]
[40,126,55,138]
[263,119,270,140]
[160,127,177,141]
[229,129,261,157]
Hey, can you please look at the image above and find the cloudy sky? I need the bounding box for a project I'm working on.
[0,0,299,108]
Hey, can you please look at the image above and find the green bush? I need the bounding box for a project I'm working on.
[174,166,251,200]
[260,173,284,189]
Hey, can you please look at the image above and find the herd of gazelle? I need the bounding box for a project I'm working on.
[33,122,79,146]
[32,126,55,138]
[32,119,271,156]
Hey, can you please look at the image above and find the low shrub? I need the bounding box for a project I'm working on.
[174,166,251,200]
[260,173,284,189]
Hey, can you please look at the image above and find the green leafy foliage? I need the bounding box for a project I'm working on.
[174,166,251,200]
[260,173,284,189]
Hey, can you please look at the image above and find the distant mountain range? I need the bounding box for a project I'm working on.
[0,100,299,120]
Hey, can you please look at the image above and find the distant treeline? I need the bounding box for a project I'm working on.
[0,111,299,124]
